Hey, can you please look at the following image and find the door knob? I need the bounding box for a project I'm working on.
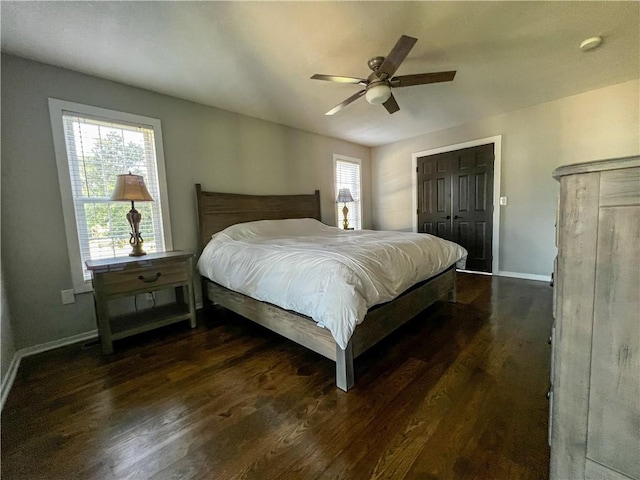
[441,215,451,220]
[454,215,464,219]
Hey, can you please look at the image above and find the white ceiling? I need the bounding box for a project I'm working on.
[1,1,638,147]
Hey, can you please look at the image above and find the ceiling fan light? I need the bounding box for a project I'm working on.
[365,84,392,105]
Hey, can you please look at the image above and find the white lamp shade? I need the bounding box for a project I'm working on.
[336,188,354,203]
[365,84,392,105]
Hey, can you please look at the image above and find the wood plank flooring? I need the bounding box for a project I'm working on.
[1,273,552,479]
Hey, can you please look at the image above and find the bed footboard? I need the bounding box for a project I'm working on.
[202,265,456,392]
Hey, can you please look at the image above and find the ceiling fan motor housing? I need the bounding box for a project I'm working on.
[367,56,385,71]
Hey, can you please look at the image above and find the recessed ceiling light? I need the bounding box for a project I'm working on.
[580,36,604,52]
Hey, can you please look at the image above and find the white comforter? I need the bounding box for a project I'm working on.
[198,218,467,349]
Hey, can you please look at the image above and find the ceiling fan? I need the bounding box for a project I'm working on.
[311,35,456,116]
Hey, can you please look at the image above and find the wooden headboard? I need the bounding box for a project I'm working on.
[195,184,321,250]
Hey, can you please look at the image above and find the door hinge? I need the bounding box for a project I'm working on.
[416,166,419,173]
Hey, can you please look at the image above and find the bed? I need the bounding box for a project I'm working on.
[195,185,465,391]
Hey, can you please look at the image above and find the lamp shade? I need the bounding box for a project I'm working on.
[365,83,392,105]
[110,173,154,202]
[336,188,354,203]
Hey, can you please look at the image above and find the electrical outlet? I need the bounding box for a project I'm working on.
[61,289,76,305]
[499,196,508,206]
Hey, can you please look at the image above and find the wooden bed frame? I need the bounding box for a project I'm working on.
[195,184,457,391]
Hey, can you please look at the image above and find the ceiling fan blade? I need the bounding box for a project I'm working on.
[382,93,400,114]
[311,74,367,85]
[391,71,457,88]
[378,35,417,79]
[325,90,366,115]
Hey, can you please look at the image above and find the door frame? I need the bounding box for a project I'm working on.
[412,135,502,274]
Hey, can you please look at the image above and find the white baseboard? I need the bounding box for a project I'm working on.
[496,271,552,283]
[17,329,98,358]
[1,351,21,410]
[458,269,551,283]
[457,269,492,276]
[1,329,98,411]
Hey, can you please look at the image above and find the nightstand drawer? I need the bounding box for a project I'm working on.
[101,261,188,296]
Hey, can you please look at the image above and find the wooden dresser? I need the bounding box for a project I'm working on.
[550,156,640,480]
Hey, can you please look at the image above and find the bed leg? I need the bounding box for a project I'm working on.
[200,276,215,313]
[335,342,354,392]
[447,268,457,303]
[448,284,457,303]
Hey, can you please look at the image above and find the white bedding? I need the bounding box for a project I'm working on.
[198,218,467,349]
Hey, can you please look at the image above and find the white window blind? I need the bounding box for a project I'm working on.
[61,113,166,281]
[334,156,362,230]
[44,98,177,297]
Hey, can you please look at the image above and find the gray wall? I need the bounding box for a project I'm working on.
[1,54,371,350]
[1,144,17,392]
[371,80,640,277]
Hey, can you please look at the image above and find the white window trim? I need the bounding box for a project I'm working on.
[333,154,362,229]
[48,98,173,293]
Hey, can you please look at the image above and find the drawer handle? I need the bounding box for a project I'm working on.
[138,272,162,283]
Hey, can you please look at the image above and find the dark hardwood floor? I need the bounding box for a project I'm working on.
[1,273,552,479]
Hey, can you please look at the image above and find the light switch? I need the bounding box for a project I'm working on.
[499,196,508,206]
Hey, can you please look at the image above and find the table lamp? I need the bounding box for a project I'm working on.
[336,188,354,230]
[110,173,154,256]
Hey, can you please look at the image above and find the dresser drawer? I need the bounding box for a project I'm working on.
[101,260,189,296]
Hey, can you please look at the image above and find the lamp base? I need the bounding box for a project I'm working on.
[342,204,349,230]
[129,243,147,257]
[127,204,146,256]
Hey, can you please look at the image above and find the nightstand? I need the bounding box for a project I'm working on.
[86,251,197,354]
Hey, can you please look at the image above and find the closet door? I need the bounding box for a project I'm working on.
[417,152,452,240]
[417,144,494,272]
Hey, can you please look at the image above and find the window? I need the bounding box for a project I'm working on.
[334,154,362,230]
[49,99,172,292]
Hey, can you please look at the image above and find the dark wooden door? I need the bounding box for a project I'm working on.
[417,143,494,272]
